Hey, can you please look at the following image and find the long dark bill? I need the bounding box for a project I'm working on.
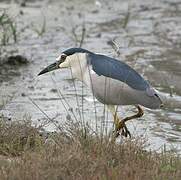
[38,61,60,76]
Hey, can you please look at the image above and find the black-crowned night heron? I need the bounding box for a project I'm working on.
[38,48,163,137]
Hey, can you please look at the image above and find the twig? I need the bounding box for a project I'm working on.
[50,75,79,123]
[79,22,86,48]
[28,96,61,130]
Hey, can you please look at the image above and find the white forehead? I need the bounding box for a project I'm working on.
[56,55,61,61]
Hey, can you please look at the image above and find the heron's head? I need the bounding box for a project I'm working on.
[38,48,92,76]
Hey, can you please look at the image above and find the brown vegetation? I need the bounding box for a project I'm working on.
[0,118,180,180]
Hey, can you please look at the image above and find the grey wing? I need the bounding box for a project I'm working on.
[88,53,150,91]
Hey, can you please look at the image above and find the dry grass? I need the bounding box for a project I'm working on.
[0,118,180,180]
[0,119,43,156]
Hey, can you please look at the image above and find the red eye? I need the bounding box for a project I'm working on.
[61,54,67,61]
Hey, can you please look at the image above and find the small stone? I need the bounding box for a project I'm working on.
[50,88,58,93]
[6,55,29,66]
[21,93,26,97]
[66,114,71,120]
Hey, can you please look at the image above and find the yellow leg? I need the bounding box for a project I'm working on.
[107,105,144,138]
[107,105,120,130]
[117,105,144,137]
[107,105,128,138]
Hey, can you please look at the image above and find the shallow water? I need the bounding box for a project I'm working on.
[0,0,181,152]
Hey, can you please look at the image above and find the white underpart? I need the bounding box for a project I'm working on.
[90,68,96,75]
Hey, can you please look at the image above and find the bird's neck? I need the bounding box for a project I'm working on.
[69,53,89,83]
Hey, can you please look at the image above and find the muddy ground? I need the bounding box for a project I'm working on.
[0,0,181,152]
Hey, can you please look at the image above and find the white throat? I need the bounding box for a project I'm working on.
[70,53,88,81]
[59,53,91,85]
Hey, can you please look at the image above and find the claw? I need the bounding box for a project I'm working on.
[120,128,131,138]
[122,124,131,138]
[115,121,131,138]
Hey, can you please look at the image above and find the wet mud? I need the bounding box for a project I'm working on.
[0,0,181,152]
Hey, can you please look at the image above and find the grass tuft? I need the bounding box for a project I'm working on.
[32,14,46,37]
[0,118,43,156]
[0,117,180,180]
[0,11,17,45]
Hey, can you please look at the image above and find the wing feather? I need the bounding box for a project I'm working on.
[88,54,149,91]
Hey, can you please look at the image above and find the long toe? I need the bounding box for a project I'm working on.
[121,125,131,138]
[116,121,131,138]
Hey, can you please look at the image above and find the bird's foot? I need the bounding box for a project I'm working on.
[113,105,144,138]
[115,120,131,138]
